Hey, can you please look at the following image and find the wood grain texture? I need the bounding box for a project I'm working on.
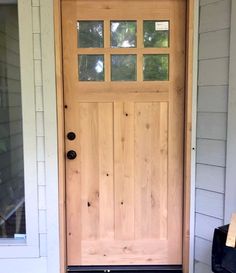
[183,0,195,272]
[226,213,236,247]
[62,0,186,266]
[54,0,67,271]
[114,102,135,240]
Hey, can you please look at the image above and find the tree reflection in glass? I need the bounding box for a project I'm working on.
[144,21,169,48]
[143,54,169,81]
[79,55,104,81]
[111,55,137,81]
[111,21,137,48]
[78,21,104,48]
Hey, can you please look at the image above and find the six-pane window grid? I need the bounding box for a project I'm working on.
[77,20,169,82]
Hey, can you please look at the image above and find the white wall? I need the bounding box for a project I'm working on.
[194,0,231,272]
[0,1,235,273]
[0,0,59,272]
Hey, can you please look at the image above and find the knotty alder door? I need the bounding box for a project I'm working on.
[62,0,186,266]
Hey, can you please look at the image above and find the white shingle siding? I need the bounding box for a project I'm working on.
[32,0,49,262]
[195,0,231,272]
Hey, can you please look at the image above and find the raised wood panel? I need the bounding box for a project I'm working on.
[134,102,168,240]
[114,102,135,240]
[98,105,114,240]
[80,103,100,240]
[74,101,173,264]
[79,103,114,240]
[81,240,169,265]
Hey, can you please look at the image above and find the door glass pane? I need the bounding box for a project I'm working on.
[144,21,169,48]
[77,21,104,48]
[79,55,104,81]
[143,54,169,81]
[0,2,26,239]
[111,55,137,81]
[111,21,137,48]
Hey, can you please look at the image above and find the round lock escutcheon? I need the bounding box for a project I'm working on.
[67,150,77,160]
[67,132,76,141]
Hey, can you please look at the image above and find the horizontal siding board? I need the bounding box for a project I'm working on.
[196,164,225,193]
[195,237,212,265]
[197,112,227,140]
[195,189,224,219]
[195,261,213,273]
[199,29,230,60]
[198,86,228,113]
[197,139,226,167]
[0,46,20,66]
[199,0,231,33]
[198,58,229,86]
[195,213,223,241]
[0,32,20,53]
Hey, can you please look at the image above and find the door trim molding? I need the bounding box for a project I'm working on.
[67,265,182,272]
[54,1,197,272]
[184,1,199,273]
[54,1,67,273]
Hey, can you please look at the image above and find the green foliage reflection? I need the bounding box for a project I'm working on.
[79,55,104,81]
[78,21,104,48]
[144,21,169,48]
[143,55,169,81]
[111,21,136,48]
[111,55,137,81]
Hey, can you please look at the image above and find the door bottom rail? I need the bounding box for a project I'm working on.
[67,265,182,273]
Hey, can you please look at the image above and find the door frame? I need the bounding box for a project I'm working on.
[53,1,198,272]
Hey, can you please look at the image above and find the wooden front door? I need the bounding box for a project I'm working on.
[62,0,186,266]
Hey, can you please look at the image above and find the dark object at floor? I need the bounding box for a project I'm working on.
[212,224,236,273]
[67,265,182,273]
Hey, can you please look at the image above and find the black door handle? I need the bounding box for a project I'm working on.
[67,132,76,140]
[67,150,77,160]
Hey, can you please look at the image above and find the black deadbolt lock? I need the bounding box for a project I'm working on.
[67,132,76,141]
[67,150,77,160]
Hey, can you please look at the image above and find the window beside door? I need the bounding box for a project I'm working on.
[0,3,26,240]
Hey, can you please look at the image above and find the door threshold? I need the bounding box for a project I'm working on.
[67,265,182,273]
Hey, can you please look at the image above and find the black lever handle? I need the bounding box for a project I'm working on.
[67,150,77,160]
